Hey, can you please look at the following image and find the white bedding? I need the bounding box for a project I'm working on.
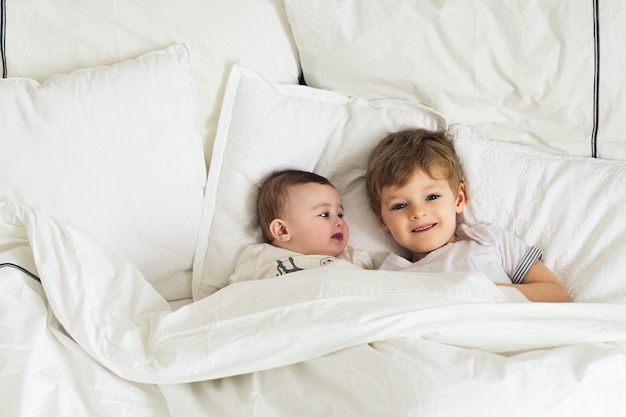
[3,200,626,416]
[0,45,206,301]
[3,1,626,416]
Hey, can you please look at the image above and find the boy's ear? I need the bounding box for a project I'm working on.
[269,219,291,242]
[456,182,467,213]
[376,215,390,232]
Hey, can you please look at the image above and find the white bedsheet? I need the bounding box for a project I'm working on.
[2,199,626,416]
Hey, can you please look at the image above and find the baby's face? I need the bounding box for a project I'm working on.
[280,183,348,257]
[377,168,465,262]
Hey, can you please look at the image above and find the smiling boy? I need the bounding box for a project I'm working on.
[366,128,570,302]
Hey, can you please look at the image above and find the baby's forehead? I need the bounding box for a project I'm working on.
[288,181,337,194]
[285,182,342,204]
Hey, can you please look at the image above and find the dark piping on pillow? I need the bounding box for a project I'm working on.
[591,0,600,158]
[0,0,6,78]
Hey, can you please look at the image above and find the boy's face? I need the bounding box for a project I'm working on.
[271,182,348,257]
[377,168,466,262]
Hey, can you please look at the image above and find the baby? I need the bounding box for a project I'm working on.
[229,169,372,283]
[366,128,570,302]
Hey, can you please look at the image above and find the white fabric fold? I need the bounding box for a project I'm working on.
[2,200,626,385]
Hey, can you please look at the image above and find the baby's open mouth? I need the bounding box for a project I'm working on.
[331,233,344,241]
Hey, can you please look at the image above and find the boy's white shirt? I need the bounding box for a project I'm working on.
[229,243,374,283]
[378,223,540,285]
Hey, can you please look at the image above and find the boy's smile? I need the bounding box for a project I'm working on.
[377,168,466,262]
[412,223,436,233]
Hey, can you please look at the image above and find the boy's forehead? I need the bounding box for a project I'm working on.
[390,166,443,185]
[382,168,451,193]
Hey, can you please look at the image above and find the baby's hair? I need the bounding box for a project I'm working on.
[366,128,463,217]
[257,169,334,242]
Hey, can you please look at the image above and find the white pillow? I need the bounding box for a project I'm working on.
[6,0,300,166]
[192,65,447,299]
[284,0,596,157]
[0,44,206,301]
[451,124,626,302]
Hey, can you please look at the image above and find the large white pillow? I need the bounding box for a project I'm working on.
[451,124,626,302]
[284,0,597,157]
[5,0,300,166]
[192,65,447,299]
[0,44,206,301]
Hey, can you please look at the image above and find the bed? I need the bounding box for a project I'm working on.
[2,1,626,416]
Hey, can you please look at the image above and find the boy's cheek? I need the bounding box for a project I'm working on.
[376,216,391,232]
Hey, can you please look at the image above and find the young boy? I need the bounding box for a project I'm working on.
[366,128,570,302]
[229,169,373,283]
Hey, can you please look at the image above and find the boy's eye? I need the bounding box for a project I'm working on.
[391,203,407,210]
[338,213,345,219]
[320,212,330,218]
[426,194,440,201]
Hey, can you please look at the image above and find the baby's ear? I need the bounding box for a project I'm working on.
[269,219,290,242]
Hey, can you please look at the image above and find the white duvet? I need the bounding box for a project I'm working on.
[2,199,626,416]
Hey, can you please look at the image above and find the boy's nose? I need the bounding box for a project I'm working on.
[410,205,426,219]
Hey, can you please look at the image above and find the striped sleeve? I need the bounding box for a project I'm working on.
[511,246,543,284]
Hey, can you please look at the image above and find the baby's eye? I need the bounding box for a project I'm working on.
[391,203,407,210]
[338,213,345,219]
[426,194,440,201]
[320,212,330,218]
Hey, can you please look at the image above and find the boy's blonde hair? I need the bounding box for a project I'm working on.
[366,128,463,217]
[257,169,334,242]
